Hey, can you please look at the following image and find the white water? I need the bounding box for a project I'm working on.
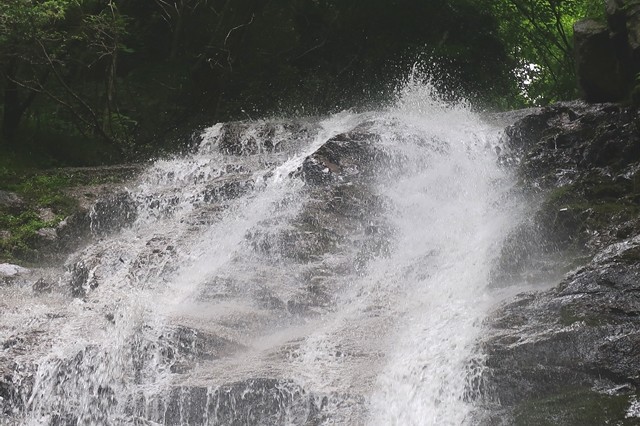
[1,82,523,425]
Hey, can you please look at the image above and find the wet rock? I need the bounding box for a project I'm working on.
[0,263,29,278]
[218,121,315,155]
[55,212,91,249]
[90,191,138,236]
[202,178,253,203]
[32,278,54,293]
[0,371,22,417]
[166,326,242,373]
[296,125,387,185]
[483,236,640,424]
[68,258,99,297]
[503,102,640,252]
[482,103,640,424]
[0,360,35,419]
[142,379,324,425]
[218,122,279,155]
[503,102,640,180]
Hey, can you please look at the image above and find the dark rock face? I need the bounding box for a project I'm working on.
[502,102,640,250]
[483,103,640,424]
[484,239,640,424]
[505,102,640,176]
[609,0,640,69]
[295,123,387,185]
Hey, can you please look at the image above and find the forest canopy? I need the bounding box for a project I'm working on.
[0,0,602,165]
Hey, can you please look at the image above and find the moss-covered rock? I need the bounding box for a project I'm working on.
[513,387,638,426]
[0,165,141,264]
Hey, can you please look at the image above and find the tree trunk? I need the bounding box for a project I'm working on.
[1,62,38,146]
[103,50,117,136]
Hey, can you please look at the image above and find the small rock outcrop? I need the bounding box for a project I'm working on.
[296,123,386,186]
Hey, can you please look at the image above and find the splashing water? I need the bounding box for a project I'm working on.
[1,81,523,425]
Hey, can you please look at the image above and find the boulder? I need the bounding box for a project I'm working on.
[0,263,29,278]
[576,0,640,103]
[574,19,630,102]
[294,124,386,186]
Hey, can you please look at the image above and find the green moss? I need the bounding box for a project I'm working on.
[0,170,83,262]
[619,246,640,264]
[559,305,607,327]
[588,183,630,201]
[0,210,63,262]
[546,184,579,206]
[537,171,640,252]
[514,387,638,426]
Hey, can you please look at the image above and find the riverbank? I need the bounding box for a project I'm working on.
[0,165,141,265]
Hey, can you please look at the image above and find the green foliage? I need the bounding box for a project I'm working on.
[0,166,17,189]
[19,173,70,204]
[484,0,593,106]
[0,167,80,261]
[0,209,61,261]
[0,0,600,165]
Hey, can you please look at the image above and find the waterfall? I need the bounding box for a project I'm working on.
[3,81,523,425]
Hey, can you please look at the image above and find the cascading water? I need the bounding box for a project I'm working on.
[1,81,524,425]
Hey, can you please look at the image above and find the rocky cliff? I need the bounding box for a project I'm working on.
[482,102,640,425]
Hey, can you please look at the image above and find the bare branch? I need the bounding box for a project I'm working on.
[224,13,255,47]
[35,39,114,143]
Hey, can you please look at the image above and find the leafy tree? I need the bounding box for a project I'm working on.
[488,0,602,106]
[0,0,74,143]
[0,0,133,150]
[0,0,600,165]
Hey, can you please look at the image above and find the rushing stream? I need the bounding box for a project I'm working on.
[2,82,526,425]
